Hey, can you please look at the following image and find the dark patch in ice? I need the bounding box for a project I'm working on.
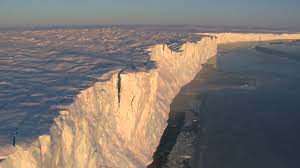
[130,96,136,109]
[117,69,124,105]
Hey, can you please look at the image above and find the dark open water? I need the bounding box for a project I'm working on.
[149,40,300,168]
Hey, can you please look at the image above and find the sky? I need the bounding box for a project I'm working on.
[0,0,300,29]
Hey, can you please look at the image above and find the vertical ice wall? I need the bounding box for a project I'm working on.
[0,36,217,168]
[203,33,300,44]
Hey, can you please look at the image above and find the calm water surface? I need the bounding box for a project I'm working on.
[150,40,300,168]
[192,41,300,168]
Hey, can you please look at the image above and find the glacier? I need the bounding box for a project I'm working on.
[1,29,300,168]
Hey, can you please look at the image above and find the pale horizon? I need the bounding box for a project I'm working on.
[1,0,300,30]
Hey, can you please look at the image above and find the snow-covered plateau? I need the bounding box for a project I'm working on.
[0,27,300,168]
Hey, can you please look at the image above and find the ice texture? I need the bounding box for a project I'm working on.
[0,32,217,168]
[0,27,199,148]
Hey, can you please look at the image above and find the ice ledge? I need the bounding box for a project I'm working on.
[201,32,300,44]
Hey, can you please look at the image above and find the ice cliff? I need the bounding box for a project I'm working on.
[0,36,217,168]
[204,33,300,44]
[1,33,300,168]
